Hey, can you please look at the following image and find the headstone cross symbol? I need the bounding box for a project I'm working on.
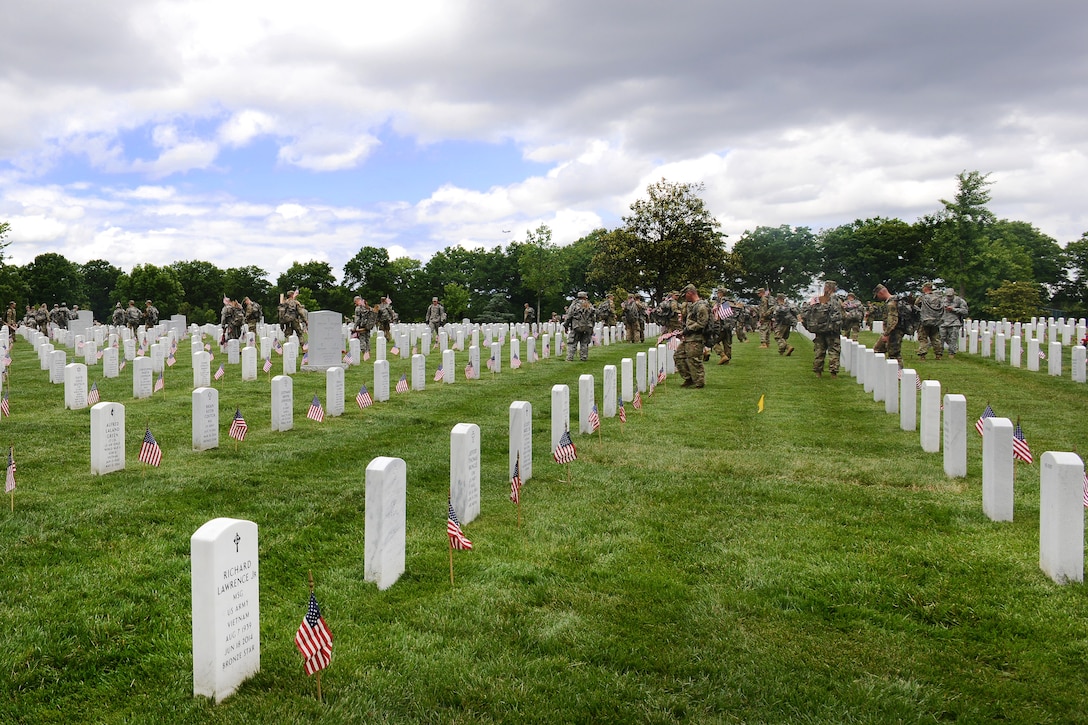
[234,533,241,553]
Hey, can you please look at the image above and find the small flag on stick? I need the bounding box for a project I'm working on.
[395,374,410,393]
[307,395,325,422]
[434,365,444,382]
[229,409,248,441]
[553,429,577,463]
[154,371,165,393]
[975,404,995,436]
[447,500,473,550]
[510,454,522,504]
[618,399,627,423]
[215,363,225,380]
[263,357,272,373]
[1012,419,1033,464]
[588,403,600,433]
[5,447,15,494]
[355,385,373,409]
[295,592,333,677]
[139,426,162,467]
[87,381,100,406]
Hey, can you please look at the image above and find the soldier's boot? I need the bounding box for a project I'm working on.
[703,349,710,362]
[786,346,795,356]
[680,379,693,388]
[718,354,729,365]
[693,382,705,388]
[816,370,823,378]
[918,354,926,361]
[830,372,837,378]
[760,343,769,349]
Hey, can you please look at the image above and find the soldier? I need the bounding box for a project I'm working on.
[111,302,125,327]
[278,291,305,340]
[243,297,262,327]
[915,283,944,361]
[939,287,969,358]
[803,280,844,378]
[50,303,64,330]
[772,293,797,356]
[125,299,142,334]
[674,284,709,388]
[5,301,17,337]
[57,302,71,329]
[841,292,864,341]
[424,296,446,336]
[596,293,617,328]
[352,296,375,355]
[757,288,773,347]
[656,291,681,333]
[376,296,394,336]
[621,294,640,343]
[144,300,159,330]
[707,289,740,365]
[34,303,49,331]
[564,292,597,361]
[872,284,902,362]
[523,303,536,326]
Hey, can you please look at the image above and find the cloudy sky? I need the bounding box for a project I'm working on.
[2,0,1086,279]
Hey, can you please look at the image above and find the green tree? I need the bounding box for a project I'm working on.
[169,260,225,322]
[442,282,470,320]
[987,280,1044,322]
[730,225,819,298]
[1055,232,1088,316]
[475,292,515,323]
[928,170,996,299]
[589,179,726,303]
[24,253,85,306]
[818,218,929,298]
[343,247,395,302]
[387,257,425,320]
[223,266,272,313]
[517,225,569,321]
[115,264,184,313]
[562,230,607,301]
[278,260,347,311]
[80,260,123,321]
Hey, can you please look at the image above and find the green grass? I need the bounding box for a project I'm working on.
[2,329,1088,724]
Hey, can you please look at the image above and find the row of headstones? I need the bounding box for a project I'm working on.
[840,336,1085,585]
[972,317,1087,347]
[968,327,1086,383]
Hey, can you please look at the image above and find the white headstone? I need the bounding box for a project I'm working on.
[450,423,481,525]
[920,380,942,453]
[103,347,119,378]
[124,338,135,361]
[871,352,886,402]
[468,345,480,377]
[620,358,633,405]
[271,375,293,431]
[982,416,1014,522]
[551,384,570,452]
[364,456,406,591]
[348,338,360,366]
[90,402,125,475]
[411,354,426,391]
[84,340,98,367]
[193,351,211,389]
[192,387,219,451]
[326,367,344,417]
[1048,341,1062,376]
[191,517,260,703]
[1010,335,1022,367]
[304,311,343,371]
[50,349,66,384]
[883,359,899,414]
[647,347,659,389]
[578,374,595,434]
[442,349,456,384]
[636,352,647,392]
[241,347,257,381]
[942,394,967,478]
[603,365,617,417]
[151,342,166,373]
[282,341,297,375]
[132,357,153,399]
[995,333,1006,363]
[374,360,390,401]
[1039,452,1085,584]
[1073,346,1086,384]
[64,362,88,410]
[1027,337,1040,371]
[900,369,917,431]
[509,401,532,483]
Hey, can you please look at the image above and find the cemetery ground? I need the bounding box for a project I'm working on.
[2,331,1088,724]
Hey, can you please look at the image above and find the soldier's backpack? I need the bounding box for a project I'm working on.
[894,294,920,335]
[804,300,841,334]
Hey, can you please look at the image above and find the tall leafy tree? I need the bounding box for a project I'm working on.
[729,225,819,298]
[818,217,929,298]
[589,179,726,303]
[928,170,996,299]
[24,252,85,306]
[342,246,395,302]
[170,260,225,322]
[278,260,346,311]
[115,264,183,313]
[1055,231,1088,316]
[80,259,122,321]
[987,280,1044,322]
[517,225,568,320]
[223,266,272,310]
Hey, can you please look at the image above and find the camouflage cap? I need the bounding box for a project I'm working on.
[577,291,588,298]
[680,284,697,296]
[944,287,955,295]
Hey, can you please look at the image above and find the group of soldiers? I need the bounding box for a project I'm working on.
[349,296,399,355]
[20,301,85,331]
[219,296,264,341]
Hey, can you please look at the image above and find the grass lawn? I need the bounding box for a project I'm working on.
[2,327,1087,724]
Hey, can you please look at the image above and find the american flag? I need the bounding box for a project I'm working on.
[1012,421,1033,464]
[390,345,400,356]
[154,371,164,392]
[295,592,333,676]
[588,403,600,432]
[511,353,521,369]
[633,390,642,410]
[486,355,494,370]
[975,404,995,436]
[355,385,373,409]
[553,429,577,463]
[76,340,84,353]
[618,400,627,423]
[119,358,126,371]
[302,352,309,366]
[229,409,248,441]
[273,338,283,354]
[510,454,521,504]
[447,500,473,550]
[263,357,272,373]
[307,394,325,422]
[658,367,666,384]
[434,365,444,382]
[4,447,14,493]
[302,343,309,352]
[396,374,410,393]
[167,351,176,367]
[214,363,226,380]
[204,343,211,352]
[714,303,734,321]
[897,368,924,391]
[343,352,354,365]
[87,381,100,406]
[1083,472,1088,508]
[465,362,475,379]
[363,350,370,361]
[139,427,162,467]
[96,350,103,360]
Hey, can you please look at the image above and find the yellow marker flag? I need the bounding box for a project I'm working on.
[757,394,765,413]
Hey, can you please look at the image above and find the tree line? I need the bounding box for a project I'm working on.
[0,172,1085,325]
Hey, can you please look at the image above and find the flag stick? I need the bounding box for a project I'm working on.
[449,540,455,586]
[597,424,602,444]
[306,571,323,702]
[566,461,571,484]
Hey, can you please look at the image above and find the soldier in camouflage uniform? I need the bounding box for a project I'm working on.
[596,293,617,328]
[279,291,305,340]
[840,292,863,340]
[376,296,394,336]
[772,293,797,356]
[6,301,17,338]
[674,284,709,388]
[425,296,446,336]
[564,292,597,361]
[621,294,641,343]
[243,297,262,328]
[125,300,142,334]
[706,288,737,365]
[802,280,843,377]
[915,283,944,360]
[872,284,902,362]
[111,303,125,327]
[57,302,71,329]
[144,300,159,330]
[757,288,773,347]
[523,303,536,325]
[352,296,375,354]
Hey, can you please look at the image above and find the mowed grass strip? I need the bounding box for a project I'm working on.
[2,330,1087,724]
